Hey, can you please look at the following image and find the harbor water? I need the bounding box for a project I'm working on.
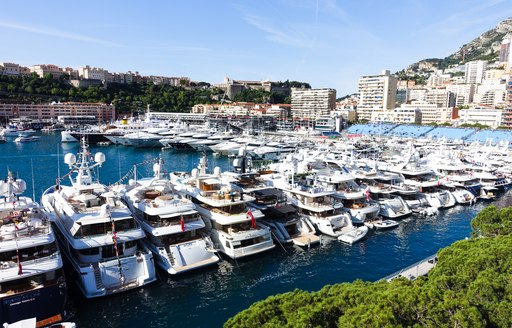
[2,132,511,328]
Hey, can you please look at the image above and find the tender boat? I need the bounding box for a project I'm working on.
[0,172,66,326]
[41,139,156,298]
[14,135,40,143]
[338,225,368,244]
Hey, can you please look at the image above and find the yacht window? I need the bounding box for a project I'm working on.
[0,272,50,294]
[102,244,124,258]
[0,242,58,262]
[77,247,100,256]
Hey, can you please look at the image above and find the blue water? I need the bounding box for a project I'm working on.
[2,132,511,328]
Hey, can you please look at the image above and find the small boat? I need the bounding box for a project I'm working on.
[14,135,40,143]
[372,219,399,230]
[338,225,368,244]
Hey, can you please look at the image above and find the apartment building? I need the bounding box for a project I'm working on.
[465,60,487,84]
[0,63,29,76]
[445,84,476,106]
[357,70,397,121]
[30,64,65,79]
[458,106,503,128]
[0,102,115,122]
[290,88,336,119]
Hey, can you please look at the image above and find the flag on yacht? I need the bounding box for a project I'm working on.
[365,187,370,202]
[247,209,256,229]
[14,224,23,275]
[180,215,185,232]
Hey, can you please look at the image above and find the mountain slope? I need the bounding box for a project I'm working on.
[400,17,512,78]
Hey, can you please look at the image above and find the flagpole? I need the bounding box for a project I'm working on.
[14,224,23,275]
[31,159,35,201]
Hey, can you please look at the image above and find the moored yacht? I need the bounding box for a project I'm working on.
[41,139,156,298]
[170,157,275,259]
[0,172,66,326]
[121,160,220,274]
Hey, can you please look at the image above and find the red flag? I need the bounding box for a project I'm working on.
[247,210,256,229]
[14,224,23,275]
[112,220,119,259]
[365,188,370,202]
[180,216,185,232]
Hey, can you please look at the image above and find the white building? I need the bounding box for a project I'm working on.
[425,89,455,108]
[290,88,336,120]
[78,65,109,81]
[473,80,507,107]
[371,107,420,124]
[427,70,451,87]
[464,60,487,84]
[446,84,476,106]
[357,70,397,121]
[0,102,115,121]
[408,88,428,102]
[458,107,503,128]
[399,100,452,125]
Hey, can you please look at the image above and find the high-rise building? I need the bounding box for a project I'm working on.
[464,60,487,84]
[357,70,397,121]
[499,37,512,64]
[290,88,336,119]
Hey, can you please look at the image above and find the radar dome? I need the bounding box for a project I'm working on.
[64,153,76,167]
[214,166,221,176]
[191,168,198,178]
[94,152,106,165]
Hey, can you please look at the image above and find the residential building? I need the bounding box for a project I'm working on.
[458,106,503,128]
[427,70,451,87]
[464,60,487,84]
[425,89,455,108]
[291,88,336,120]
[499,37,512,65]
[0,102,115,121]
[357,70,397,121]
[408,88,428,102]
[0,62,29,76]
[446,84,476,106]
[30,64,65,79]
[473,80,507,107]
[399,100,452,125]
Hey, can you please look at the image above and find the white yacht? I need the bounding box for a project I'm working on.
[0,172,66,326]
[170,158,275,259]
[224,153,319,247]
[41,139,156,298]
[319,160,380,224]
[122,160,220,274]
[262,169,351,238]
[384,151,456,209]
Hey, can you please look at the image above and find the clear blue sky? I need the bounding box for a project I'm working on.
[1,0,511,96]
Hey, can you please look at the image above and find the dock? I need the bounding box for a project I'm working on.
[382,254,438,282]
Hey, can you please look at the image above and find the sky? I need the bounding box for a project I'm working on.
[1,0,512,96]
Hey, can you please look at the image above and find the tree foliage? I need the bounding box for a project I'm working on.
[225,205,512,327]
[0,74,223,114]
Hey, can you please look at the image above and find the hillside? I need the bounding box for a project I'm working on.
[398,16,512,80]
[225,205,512,327]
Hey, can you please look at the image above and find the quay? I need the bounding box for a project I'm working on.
[382,254,438,282]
